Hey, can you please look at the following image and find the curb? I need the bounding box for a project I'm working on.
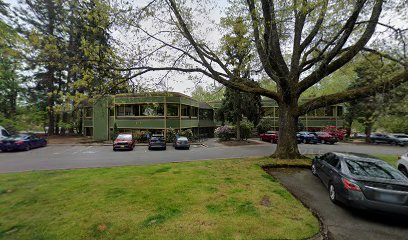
[48,143,207,147]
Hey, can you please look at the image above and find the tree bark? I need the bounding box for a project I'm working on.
[236,117,241,141]
[272,99,302,159]
[364,123,373,143]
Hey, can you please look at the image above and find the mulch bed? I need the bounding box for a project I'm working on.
[218,140,261,146]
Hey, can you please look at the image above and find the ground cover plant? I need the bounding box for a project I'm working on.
[0,157,318,240]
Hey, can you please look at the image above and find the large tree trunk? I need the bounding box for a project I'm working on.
[236,117,241,141]
[272,99,302,159]
[364,123,373,143]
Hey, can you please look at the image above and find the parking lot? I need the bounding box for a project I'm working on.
[0,141,406,173]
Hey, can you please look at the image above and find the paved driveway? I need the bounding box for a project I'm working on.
[269,169,408,240]
[0,142,406,173]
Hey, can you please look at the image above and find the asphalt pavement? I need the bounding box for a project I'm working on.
[269,168,408,240]
[0,141,406,173]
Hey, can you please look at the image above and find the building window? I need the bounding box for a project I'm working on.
[264,107,274,117]
[116,105,126,116]
[199,109,213,120]
[181,105,190,117]
[85,108,93,118]
[167,104,179,116]
[337,106,343,116]
[325,106,335,116]
[141,103,164,116]
[191,107,198,118]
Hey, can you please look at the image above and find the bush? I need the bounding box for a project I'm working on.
[166,128,177,143]
[256,119,274,134]
[180,129,193,140]
[239,120,254,140]
[132,130,151,143]
[110,122,119,141]
[215,125,235,141]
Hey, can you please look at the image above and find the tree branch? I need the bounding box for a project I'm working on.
[298,70,408,116]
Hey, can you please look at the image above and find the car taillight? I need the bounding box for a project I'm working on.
[342,178,361,192]
[15,141,24,145]
[176,141,181,144]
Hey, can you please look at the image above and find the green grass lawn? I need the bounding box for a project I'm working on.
[375,154,401,167]
[0,158,318,240]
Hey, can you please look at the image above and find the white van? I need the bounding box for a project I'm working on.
[0,126,11,140]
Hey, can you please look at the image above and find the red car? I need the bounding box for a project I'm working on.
[113,134,135,151]
[313,132,337,144]
[259,131,279,143]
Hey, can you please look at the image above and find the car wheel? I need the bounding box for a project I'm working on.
[321,139,326,144]
[398,165,408,177]
[311,163,317,176]
[329,184,338,204]
[303,139,307,144]
[24,144,31,151]
[391,141,397,146]
[164,147,167,150]
[113,148,117,152]
[148,147,151,150]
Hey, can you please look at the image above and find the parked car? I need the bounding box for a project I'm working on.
[0,126,10,140]
[312,132,337,144]
[397,152,408,177]
[390,134,408,146]
[173,136,190,149]
[370,133,408,146]
[259,131,279,143]
[297,132,318,144]
[353,133,367,139]
[0,134,47,151]
[148,134,166,150]
[312,152,408,215]
[113,133,135,151]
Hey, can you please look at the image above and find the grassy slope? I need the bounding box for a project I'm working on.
[0,157,318,240]
[375,154,400,167]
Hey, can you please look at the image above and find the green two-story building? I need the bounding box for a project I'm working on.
[82,92,215,141]
[83,92,345,141]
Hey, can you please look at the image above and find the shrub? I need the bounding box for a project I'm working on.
[180,129,193,140]
[215,125,235,141]
[240,120,254,140]
[166,128,177,143]
[256,119,274,134]
[321,125,346,141]
[132,130,151,143]
[110,122,119,141]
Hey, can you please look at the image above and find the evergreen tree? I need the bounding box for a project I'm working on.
[216,17,263,140]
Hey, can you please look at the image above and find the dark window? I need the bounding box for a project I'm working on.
[337,106,343,116]
[191,107,198,117]
[1,129,9,137]
[323,153,339,167]
[85,108,93,118]
[199,109,213,120]
[325,106,335,116]
[264,107,274,117]
[167,104,179,116]
[345,159,405,180]
[181,105,191,117]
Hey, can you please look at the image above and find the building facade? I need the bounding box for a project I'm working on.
[83,92,344,141]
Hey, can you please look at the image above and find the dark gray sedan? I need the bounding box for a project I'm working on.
[312,152,408,215]
[173,136,190,149]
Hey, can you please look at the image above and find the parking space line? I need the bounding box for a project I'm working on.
[72,146,93,154]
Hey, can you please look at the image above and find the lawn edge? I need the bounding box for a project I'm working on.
[263,165,329,240]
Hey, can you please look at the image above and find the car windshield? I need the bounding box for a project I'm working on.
[151,136,164,141]
[116,135,132,140]
[345,159,405,180]
[11,134,28,140]
[393,135,408,139]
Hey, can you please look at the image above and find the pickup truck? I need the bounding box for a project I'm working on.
[259,131,279,143]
